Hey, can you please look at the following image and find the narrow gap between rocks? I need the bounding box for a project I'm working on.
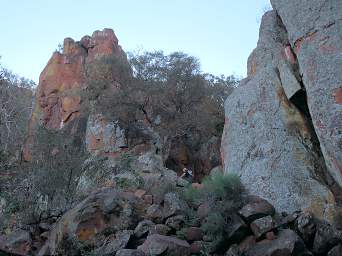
[290,88,342,204]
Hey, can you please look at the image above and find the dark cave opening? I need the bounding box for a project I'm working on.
[290,89,311,121]
[290,88,342,204]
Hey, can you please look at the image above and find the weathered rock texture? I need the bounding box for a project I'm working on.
[23,28,126,161]
[22,28,221,180]
[37,188,145,255]
[222,2,342,221]
[85,114,127,156]
[6,185,339,255]
[270,0,342,189]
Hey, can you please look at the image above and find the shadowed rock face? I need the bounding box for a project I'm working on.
[23,28,126,161]
[221,9,339,221]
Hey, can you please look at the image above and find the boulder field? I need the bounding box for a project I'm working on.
[2,183,342,255]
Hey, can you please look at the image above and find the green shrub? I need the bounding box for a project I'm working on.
[184,172,244,205]
[182,172,245,253]
[120,152,135,170]
[201,172,243,201]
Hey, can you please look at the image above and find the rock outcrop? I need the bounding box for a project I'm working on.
[3,187,342,256]
[23,28,126,161]
[271,0,342,189]
[22,28,219,179]
[222,1,342,221]
[37,188,146,255]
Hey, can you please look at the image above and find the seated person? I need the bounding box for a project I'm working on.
[180,167,193,183]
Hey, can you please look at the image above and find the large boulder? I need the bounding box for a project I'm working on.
[163,192,188,218]
[246,229,308,256]
[221,10,336,221]
[238,196,275,223]
[294,212,317,245]
[270,0,342,188]
[23,28,127,161]
[250,216,275,239]
[38,188,145,255]
[137,234,190,256]
[86,114,127,156]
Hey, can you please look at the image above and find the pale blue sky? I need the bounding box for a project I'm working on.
[0,0,271,83]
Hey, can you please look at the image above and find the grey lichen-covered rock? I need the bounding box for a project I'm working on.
[86,114,127,155]
[137,234,190,256]
[38,188,145,255]
[93,230,133,256]
[163,192,187,218]
[250,216,275,239]
[148,224,171,236]
[134,220,155,238]
[238,196,275,223]
[146,204,164,224]
[270,0,342,192]
[246,229,308,256]
[221,10,336,221]
[165,215,185,230]
[295,212,317,244]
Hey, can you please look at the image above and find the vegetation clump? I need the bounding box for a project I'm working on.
[0,58,34,163]
[182,173,245,253]
[81,50,238,175]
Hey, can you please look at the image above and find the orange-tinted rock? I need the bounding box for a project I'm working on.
[37,46,85,129]
[85,114,127,155]
[87,28,122,62]
[24,28,126,161]
[333,87,342,105]
[38,188,144,255]
[284,45,296,64]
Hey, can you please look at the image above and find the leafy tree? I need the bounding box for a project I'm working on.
[0,58,34,164]
[183,173,245,253]
[82,51,238,175]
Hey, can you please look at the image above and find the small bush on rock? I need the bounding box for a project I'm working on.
[183,173,245,253]
[185,172,244,204]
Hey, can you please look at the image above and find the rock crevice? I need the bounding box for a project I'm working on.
[221,9,339,221]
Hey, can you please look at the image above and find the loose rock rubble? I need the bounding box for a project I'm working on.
[1,189,341,255]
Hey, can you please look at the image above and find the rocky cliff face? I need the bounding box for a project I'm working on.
[271,0,342,189]
[23,28,126,161]
[2,2,342,255]
[222,0,342,221]
[22,28,221,181]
